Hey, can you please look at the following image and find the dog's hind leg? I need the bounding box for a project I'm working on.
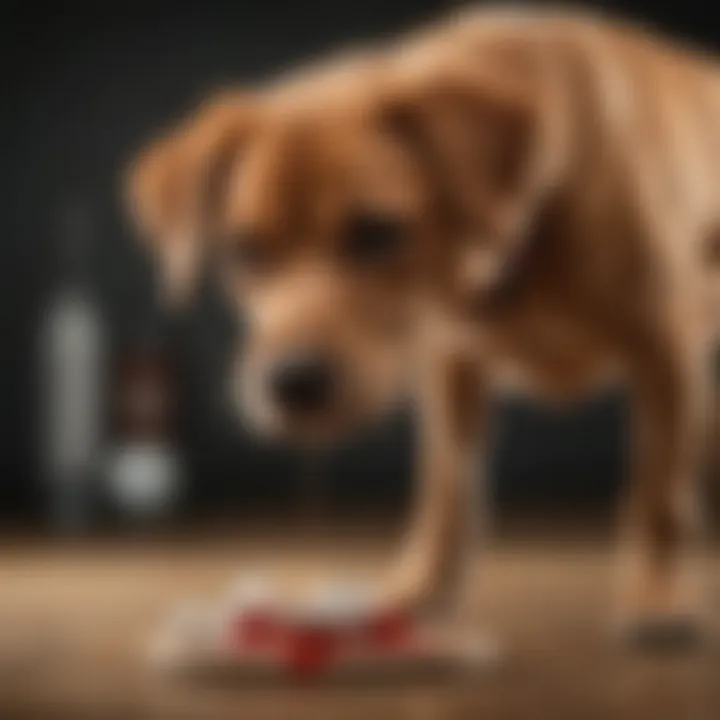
[615,321,711,649]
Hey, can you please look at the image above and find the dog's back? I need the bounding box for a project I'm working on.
[416,7,720,342]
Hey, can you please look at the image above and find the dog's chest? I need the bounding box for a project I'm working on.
[477,302,624,402]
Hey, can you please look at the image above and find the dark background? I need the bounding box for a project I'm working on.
[0,1,714,524]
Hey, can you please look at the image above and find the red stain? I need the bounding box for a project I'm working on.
[230,608,417,678]
[364,611,412,647]
[287,628,339,677]
[232,610,283,650]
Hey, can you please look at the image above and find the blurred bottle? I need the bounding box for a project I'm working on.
[39,200,106,532]
[105,323,184,523]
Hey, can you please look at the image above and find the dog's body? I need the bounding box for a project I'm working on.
[129,8,719,639]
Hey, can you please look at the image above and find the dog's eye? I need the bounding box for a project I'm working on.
[343,213,406,265]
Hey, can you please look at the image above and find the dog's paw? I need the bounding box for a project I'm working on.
[613,557,710,653]
[617,612,706,653]
[613,588,708,653]
[380,564,451,620]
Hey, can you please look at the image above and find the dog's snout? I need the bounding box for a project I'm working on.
[270,354,336,414]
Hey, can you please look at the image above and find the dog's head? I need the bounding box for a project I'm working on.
[127,40,563,444]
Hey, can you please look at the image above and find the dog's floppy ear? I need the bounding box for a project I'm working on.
[379,51,565,303]
[126,94,256,307]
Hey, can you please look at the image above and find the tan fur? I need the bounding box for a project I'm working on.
[128,8,719,633]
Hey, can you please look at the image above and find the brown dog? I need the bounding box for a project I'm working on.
[127,7,718,642]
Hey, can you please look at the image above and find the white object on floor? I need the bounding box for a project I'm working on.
[282,579,376,627]
[145,575,503,678]
[146,599,501,678]
[229,574,278,609]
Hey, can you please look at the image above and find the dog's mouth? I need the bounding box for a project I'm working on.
[238,369,404,448]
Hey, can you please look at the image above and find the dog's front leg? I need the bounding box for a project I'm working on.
[384,346,487,617]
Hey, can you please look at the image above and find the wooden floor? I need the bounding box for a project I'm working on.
[0,527,717,719]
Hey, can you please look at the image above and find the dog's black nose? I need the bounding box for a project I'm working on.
[270,354,336,414]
